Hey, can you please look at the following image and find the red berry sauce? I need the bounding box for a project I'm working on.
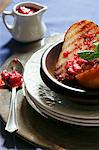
[16,6,39,15]
[0,58,23,88]
[1,70,23,88]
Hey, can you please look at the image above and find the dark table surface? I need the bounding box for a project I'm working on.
[0,0,99,149]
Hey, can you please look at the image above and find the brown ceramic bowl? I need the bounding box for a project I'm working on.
[40,40,99,102]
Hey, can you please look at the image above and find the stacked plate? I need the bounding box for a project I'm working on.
[24,46,99,127]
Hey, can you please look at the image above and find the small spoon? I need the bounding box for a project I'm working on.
[5,59,24,133]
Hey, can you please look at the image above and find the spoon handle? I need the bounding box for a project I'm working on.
[5,87,18,132]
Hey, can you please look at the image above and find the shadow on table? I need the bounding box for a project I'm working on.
[0,38,45,66]
[1,93,99,150]
[20,98,99,150]
[1,38,45,54]
[0,116,37,150]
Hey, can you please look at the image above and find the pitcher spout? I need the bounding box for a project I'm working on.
[41,5,48,12]
[38,4,47,15]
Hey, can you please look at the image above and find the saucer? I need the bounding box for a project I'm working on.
[24,45,99,126]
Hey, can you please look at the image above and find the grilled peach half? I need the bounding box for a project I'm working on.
[76,66,99,88]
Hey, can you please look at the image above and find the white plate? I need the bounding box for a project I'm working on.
[24,46,99,122]
[25,88,99,126]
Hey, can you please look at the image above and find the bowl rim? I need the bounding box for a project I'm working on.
[41,40,99,97]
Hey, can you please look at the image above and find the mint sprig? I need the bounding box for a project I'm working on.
[93,42,99,52]
[78,42,99,60]
[78,50,99,60]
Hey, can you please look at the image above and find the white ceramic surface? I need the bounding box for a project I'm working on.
[23,45,99,127]
[25,86,99,126]
[2,1,47,42]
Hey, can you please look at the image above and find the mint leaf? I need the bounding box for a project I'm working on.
[96,34,99,41]
[78,50,99,60]
[93,42,99,52]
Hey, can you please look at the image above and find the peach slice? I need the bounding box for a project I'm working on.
[76,66,99,88]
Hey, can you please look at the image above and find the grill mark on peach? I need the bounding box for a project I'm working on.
[62,24,97,51]
[57,24,97,67]
[65,23,97,44]
[64,21,93,42]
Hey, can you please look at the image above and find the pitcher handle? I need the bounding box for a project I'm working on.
[2,10,14,32]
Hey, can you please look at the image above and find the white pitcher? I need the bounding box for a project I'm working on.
[2,2,47,42]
